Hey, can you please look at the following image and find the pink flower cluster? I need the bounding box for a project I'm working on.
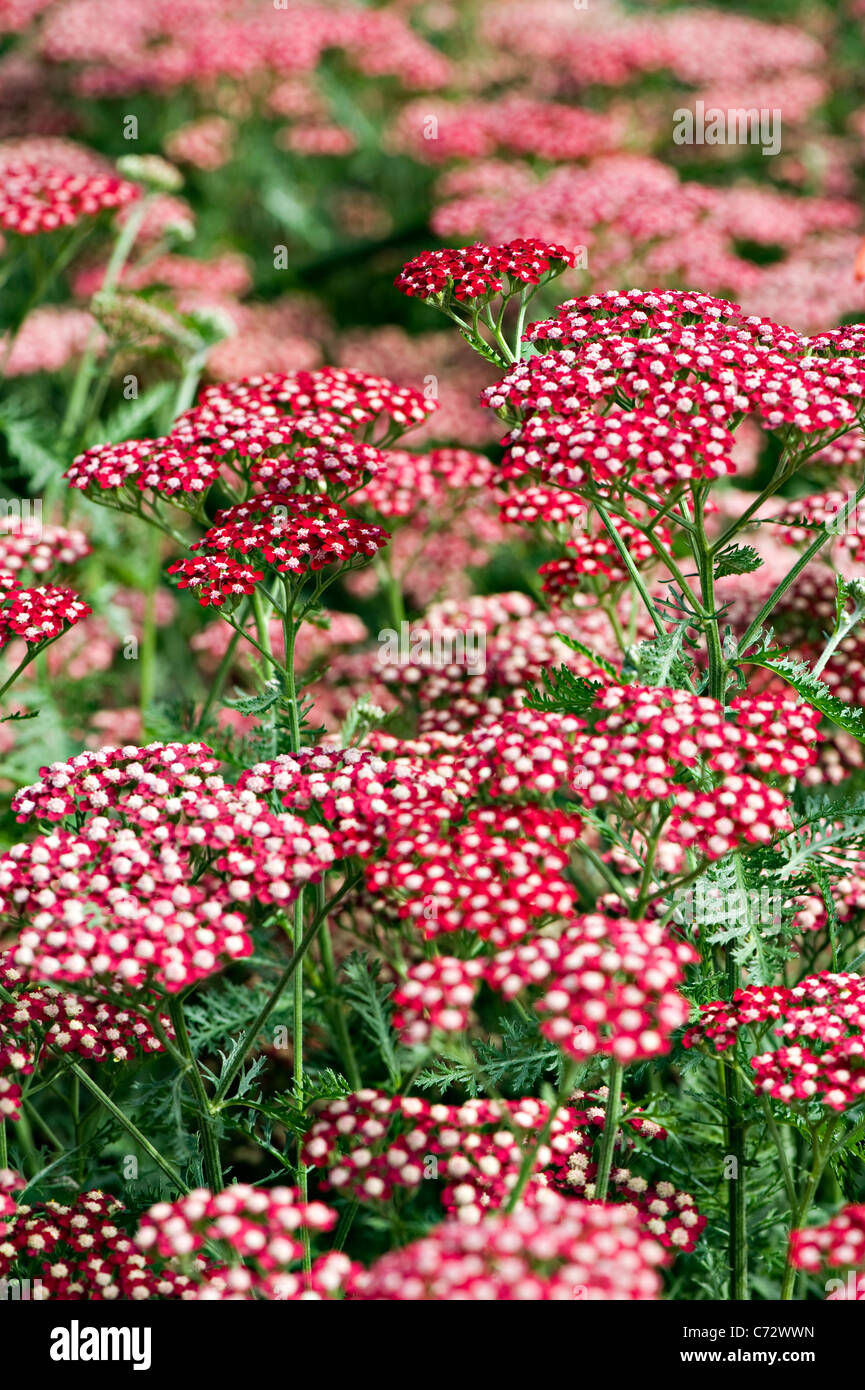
[485,914,697,1064]
[684,973,865,1110]
[0,955,168,1121]
[0,161,138,234]
[395,239,574,302]
[0,574,90,649]
[189,493,389,578]
[3,743,339,992]
[0,1189,205,1299]
[352,1189,666,1300]
[0,520,90,578]
[790,1206,865,1276]
[135,1185,349,1301]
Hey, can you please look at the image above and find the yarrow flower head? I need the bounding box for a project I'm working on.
[11,741,224,824]
[176,368,437,456]
[485,913,697,1063]
[65,437,220,499]
[0,520,90,579]
[352,1189,666,1300]
[392,957,486,1044]
[0,954,168,1121]
[135,1185,350,1301]
[790,1206,865,1289]
[685,972,865,1110]
[249,441,388,499]
[0,162,138,234]
[0,578,90,649]
[395,239,574,303]
[569,683,818,860]
[0,1189,207,1300]
[189,492,390,577]
[2,751,339,992]
[167,556,264,608]
[302,1089,584,1214]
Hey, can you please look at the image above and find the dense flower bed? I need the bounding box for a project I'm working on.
[2,0,865,1308]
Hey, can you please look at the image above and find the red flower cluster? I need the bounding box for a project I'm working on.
[486,914,697,1064]
[392,956,486,1043]
[167,556,264,607]
[395,239,574,302]
[0,162,138,234]
[0,1190,204,1299]
[2,749,339,992]
[790,1206,865,1275]
[499,486,588,528]
[0,577,90,648]
[0,824,253,991]
[250,441,387,497]
[352,1189,666,1300]
[190,492,389,577]
[179,368,436,455]
[0,955,168,1121]
[539,518,670,593]
[303,1090,582,1212]
[685,973,865,1110]
[237,744,469,860]
[135,1185,348,1300]
[546,1093,705,1252]
[302,1084,704,1251]
[367,801,580,946]
[65,437,220,499]
[482,285,865,505]
[569,683,818,859]
[11,740,223,824]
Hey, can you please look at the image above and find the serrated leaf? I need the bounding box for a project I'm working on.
[745,648,865,740]
[554,631,620,679]
[524,665,602,715]
[714,544,763,580]
[457,327,509,368]
[341,952,401,1088]
[224,683,282,717]
[632,622,694,690]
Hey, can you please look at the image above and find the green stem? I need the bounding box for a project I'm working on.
[60,194,153,448]
[594,502,666,637]
[169,995,223,1191]
[292,887,312,1273]
[0,632,66,701]
[779,1130,834,1301]
[812,595,865,680]
[505,1063,577,1213]
[69,1062,188,1191]
[212,873,361,1107]
[692,486,726,701]
[593,1058,624,1203]
[737,475,865,658]
[759,1094,797,1213]
[138,530,161,718]
[196,618,245,732]
[724,968,748,1300]
[281,578,302,752]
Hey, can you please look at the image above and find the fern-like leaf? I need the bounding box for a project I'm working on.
[744,649,865,739]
